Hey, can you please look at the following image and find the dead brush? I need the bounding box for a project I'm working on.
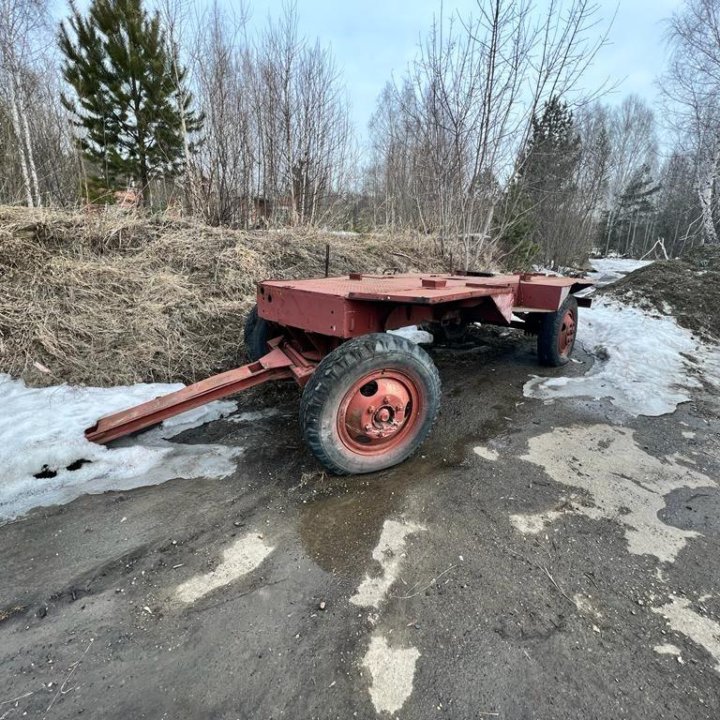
[0,207,450,387]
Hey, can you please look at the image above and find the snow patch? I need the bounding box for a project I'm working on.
[387,325,434,344]
[228,408,283,423]
[176,533,274,603]
[573,593,603,619]
[363,634,420,715]
[523,297,717,416]
[510,500,604,535]
[510,510,566,534]
[516,424,714,563]
[0,375,239,522]
[652,597,720,673]
[654,643,682,657]
[587,258,653,286]
[350,519,424,608]
[473,445,498,462]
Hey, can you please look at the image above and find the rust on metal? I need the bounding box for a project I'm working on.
[421,277,447,289]
[85,344,308,444]
[86,270,593,448]
[257,273,592,338]
[336,369,421,455]
[558,307,577,358]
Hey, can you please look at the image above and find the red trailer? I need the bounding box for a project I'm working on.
[86,271,592,474]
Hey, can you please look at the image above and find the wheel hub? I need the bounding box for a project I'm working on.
[338,372,419,454]
[558,309,576,357]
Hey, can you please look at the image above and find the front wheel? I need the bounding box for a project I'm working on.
[300,333,441,475]
[537,295,578,366]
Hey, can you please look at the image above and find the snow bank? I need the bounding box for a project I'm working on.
[524,297,718,416]
[0,376,240,522]
[588,258,653,286]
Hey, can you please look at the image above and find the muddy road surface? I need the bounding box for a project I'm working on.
[1,329,719,720]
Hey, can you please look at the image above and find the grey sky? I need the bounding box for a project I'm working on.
[57,0,685,139]
[243,0,683,138]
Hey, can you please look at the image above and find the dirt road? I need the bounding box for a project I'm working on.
[1,328,719,719]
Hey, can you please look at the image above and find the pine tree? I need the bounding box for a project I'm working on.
[59,0,201,205]
[522,96,582,209]
[499,97,582,267]
[602,164,661,256]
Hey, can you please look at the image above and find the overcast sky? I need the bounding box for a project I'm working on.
[57,0,685,141]
[242,0,683,139]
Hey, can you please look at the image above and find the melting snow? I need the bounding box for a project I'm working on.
[510,500,603,535]
[388,325,434,344]
[654,643,682,657]
[524,297,718,416]
[652,597,720,673]
[587,257,653,286]
[0,375,239,522]
[363,634,420,715]
[514,424,714,563]
[176,533,274,603]
[473,445,499,461]
[350,519,425,609]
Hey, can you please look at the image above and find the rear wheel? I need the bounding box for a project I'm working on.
[537,295,578,366]
[243,304,272,362]
[300,333,441,475]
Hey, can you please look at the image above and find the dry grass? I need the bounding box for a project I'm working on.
[0,207,450,387]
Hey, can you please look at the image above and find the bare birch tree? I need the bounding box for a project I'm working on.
[0,0,51,206]
[193,2,351,227]
[155,0,212,214]
[662,0,720,244]
[369,0,611,267]
[601,95,658,253]
[193,3,256,225]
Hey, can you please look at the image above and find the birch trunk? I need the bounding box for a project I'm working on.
[19,91,41,206]
[8,81,33,207]
[697,140,719,245]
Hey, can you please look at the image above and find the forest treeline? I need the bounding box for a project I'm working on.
[1,0,719,266]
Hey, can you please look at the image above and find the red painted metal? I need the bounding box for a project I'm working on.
[336,369,421,455]
[85,271,593,448]
[257,273,592,337]
[85,343,309,444]
[558,307,577,358]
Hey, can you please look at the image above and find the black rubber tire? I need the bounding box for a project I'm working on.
[300,333,441,475]
[243,305,272,362]
[537,295,579,367]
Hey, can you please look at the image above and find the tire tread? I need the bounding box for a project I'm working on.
[300,334,441,475]
[537,295,579,367]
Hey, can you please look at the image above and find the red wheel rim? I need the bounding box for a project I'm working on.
[558,308,576,357]
[336,369,422,456]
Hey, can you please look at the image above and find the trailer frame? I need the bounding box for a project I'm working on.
[86,271,592,473]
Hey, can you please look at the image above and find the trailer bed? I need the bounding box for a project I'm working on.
[257,272,592,338]
[86,270,593,473]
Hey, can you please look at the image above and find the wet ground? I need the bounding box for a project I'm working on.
[1,328,719,719]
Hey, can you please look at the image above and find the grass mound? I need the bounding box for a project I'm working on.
[0,207,446,387]
[607,245,720,341]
